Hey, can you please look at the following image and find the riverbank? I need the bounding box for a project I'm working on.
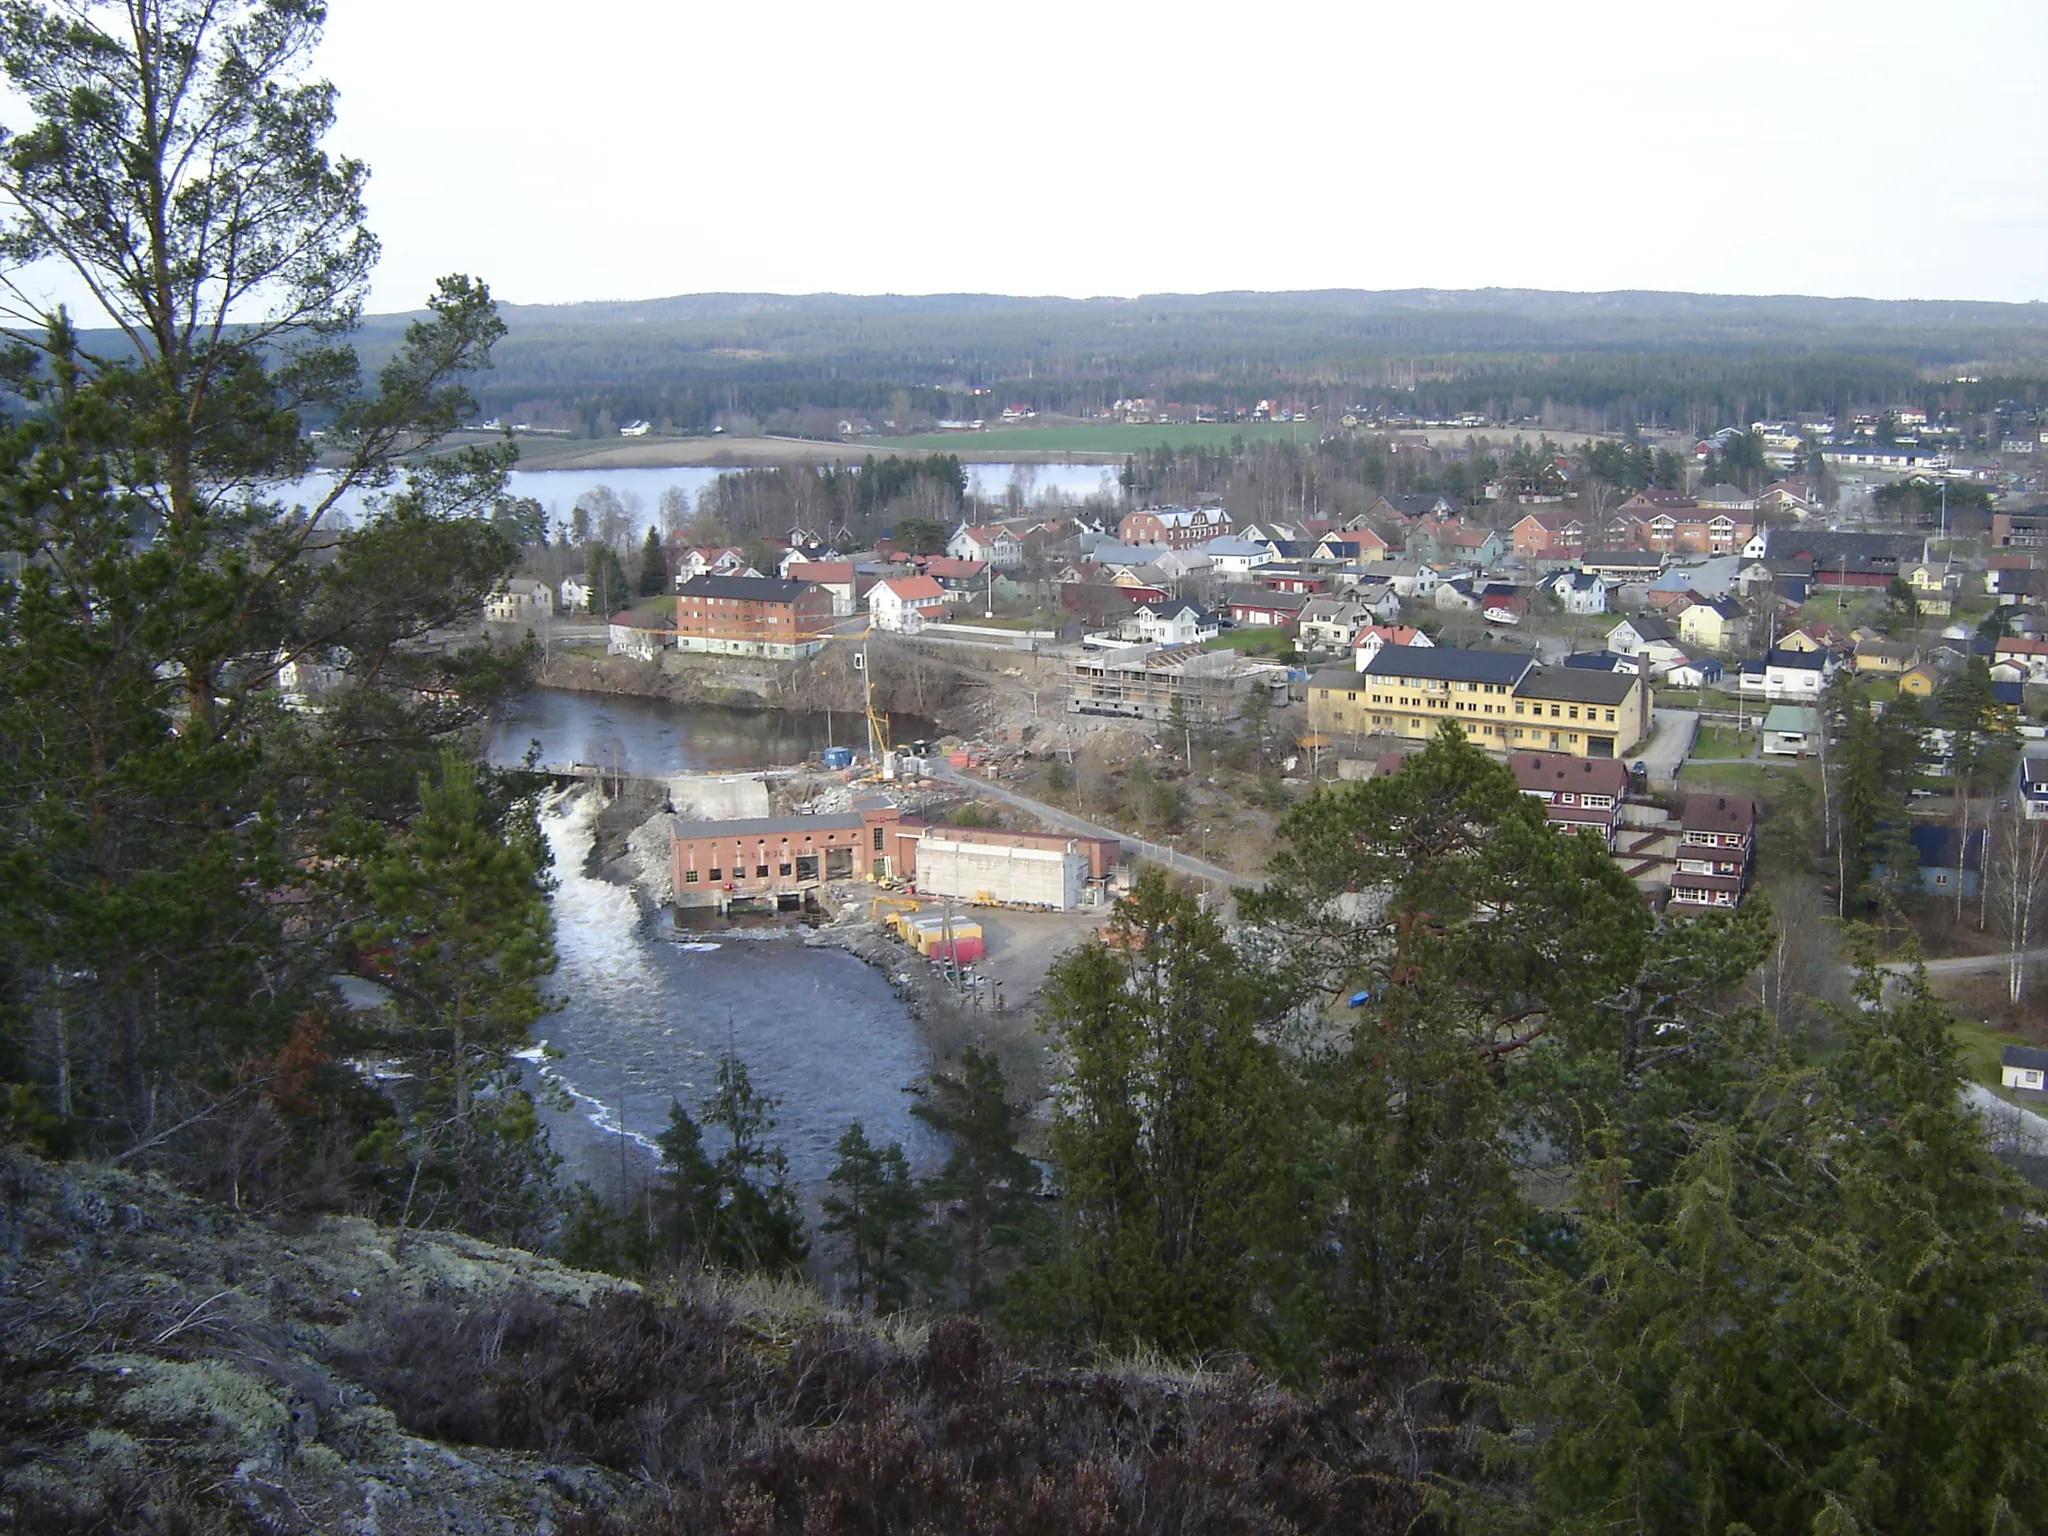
[533,648,973,732]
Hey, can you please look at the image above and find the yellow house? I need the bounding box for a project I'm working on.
[1853,638,1918,674]
[1898,662,1946,697]
[1311,647,1650,759]
[1677,596,1748,653]
[1777,627,1830,653]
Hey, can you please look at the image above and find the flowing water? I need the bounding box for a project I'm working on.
[520,774,939,1193]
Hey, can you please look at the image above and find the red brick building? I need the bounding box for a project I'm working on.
[670,801,903,912]
[674,574,833,659]
[1118,506,1233,549]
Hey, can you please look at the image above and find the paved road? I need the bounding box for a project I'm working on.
[1634,708,1700,785]
[927,760,1244,888]
[1879,946,2048,977]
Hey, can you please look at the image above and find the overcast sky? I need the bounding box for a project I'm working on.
[21,0,2048,316]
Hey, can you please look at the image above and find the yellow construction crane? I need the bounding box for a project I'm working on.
[855,629,891,764]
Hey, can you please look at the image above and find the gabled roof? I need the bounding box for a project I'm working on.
[1910,824,1984,873]
[1765,647,1829,671]
[1517,668,1637,705]
[1682,793,1758,834]
[1614,615,1678,643]
[877,575,945,601]
[1511,752,1629,798]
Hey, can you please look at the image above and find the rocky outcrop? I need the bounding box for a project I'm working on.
[0,1149,1486,1535]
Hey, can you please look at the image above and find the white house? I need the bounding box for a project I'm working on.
[1297,595,1376,652]
[558,576,593,613]
[947,524,1023,567]
[1545,570,1609,615]
[607,615,673,659]
[1607,614,1686,667]
[1347,582,1404,623]
[868,574,948,633]
[1352,625,1436,671]
[484,579,553,625]
[1200,535,1277,575]
[1380,561,1439,600]
[1129,599,1218,647]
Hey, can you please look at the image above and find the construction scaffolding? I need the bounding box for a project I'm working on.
[1065,644,1284,724]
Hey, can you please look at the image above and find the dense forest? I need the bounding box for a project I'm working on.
[6,5,2048,1533]
[338,287,2048,440]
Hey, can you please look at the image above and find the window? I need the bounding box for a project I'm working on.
[709,867,722,881]
[1605,709,1616,723]
[1934,872,1949,886]
[684,870,700,883]
[756,864,770,879]
[778,862,792,876]
[873,826,885,853]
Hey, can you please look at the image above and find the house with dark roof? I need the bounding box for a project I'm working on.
[2002,1045,2048,1094]
[1511,752,1631,847]
[1669,794,1757,911]
[675,574,833,659]
[1511,667,1651,758]
[1225,587,1308,628]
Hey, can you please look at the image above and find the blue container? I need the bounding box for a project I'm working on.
[822,746,854,770]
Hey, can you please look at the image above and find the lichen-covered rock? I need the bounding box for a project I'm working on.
[0,1150,637,1533]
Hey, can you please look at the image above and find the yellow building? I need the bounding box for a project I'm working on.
[1677,596,1748,653]
[1898,662,1946,697]
[1310,648,1651,760]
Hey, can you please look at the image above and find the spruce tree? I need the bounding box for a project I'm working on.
[1483,961,2048,1534]
[1025,870,1301,1357]
[912,1047,1043,1310]
[821,1121,922,1312]
[637,524,667,597]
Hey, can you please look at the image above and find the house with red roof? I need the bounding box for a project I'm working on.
[868,575,948,633]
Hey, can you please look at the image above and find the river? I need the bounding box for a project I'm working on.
[494,690,940,1192]
[285,461,1119,531]
[523,793,939,1194]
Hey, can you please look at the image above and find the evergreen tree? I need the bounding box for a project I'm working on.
[912,1047,1044,1310]
[354,753,558,1240]
[1481,961,2048,1533]
[637,524,667,596]
[587,543,629,618]
[1023,870,1302,1358]
[821,1121,923,1312]
[658,1052,807,1276]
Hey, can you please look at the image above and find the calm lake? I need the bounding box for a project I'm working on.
[288,461,1120,531]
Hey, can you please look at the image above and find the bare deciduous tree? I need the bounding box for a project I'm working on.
[1989,810,2048,1004]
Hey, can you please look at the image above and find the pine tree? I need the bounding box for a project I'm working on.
[637,524,667,597]
[354,753,558,1239]
[912,1047,1043,1310]
[696,1053,807,1275]
[1023,870,1302,1357]
[821,1121,922,1312]
[1482,961,2048,1533]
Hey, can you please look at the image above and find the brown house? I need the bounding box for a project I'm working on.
[674,574,833,659]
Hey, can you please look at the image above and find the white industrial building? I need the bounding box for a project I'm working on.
[915,829,1088,910]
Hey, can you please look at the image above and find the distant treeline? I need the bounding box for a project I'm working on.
[340,289,2048,440]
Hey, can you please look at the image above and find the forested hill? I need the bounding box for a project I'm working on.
[341,287,2048,438]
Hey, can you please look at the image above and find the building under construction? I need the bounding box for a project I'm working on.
[1065,643,1284,724]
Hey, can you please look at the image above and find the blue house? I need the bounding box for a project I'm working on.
[1896,824,1986,898]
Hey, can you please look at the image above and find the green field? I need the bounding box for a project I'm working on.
[1692,724,1754,758]
[1204,627,1298,659]
[884,421,1333,455]
[1676,760,1815,801]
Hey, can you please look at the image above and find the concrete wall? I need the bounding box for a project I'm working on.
[667,773,771,821]
[918,836,1085,910]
